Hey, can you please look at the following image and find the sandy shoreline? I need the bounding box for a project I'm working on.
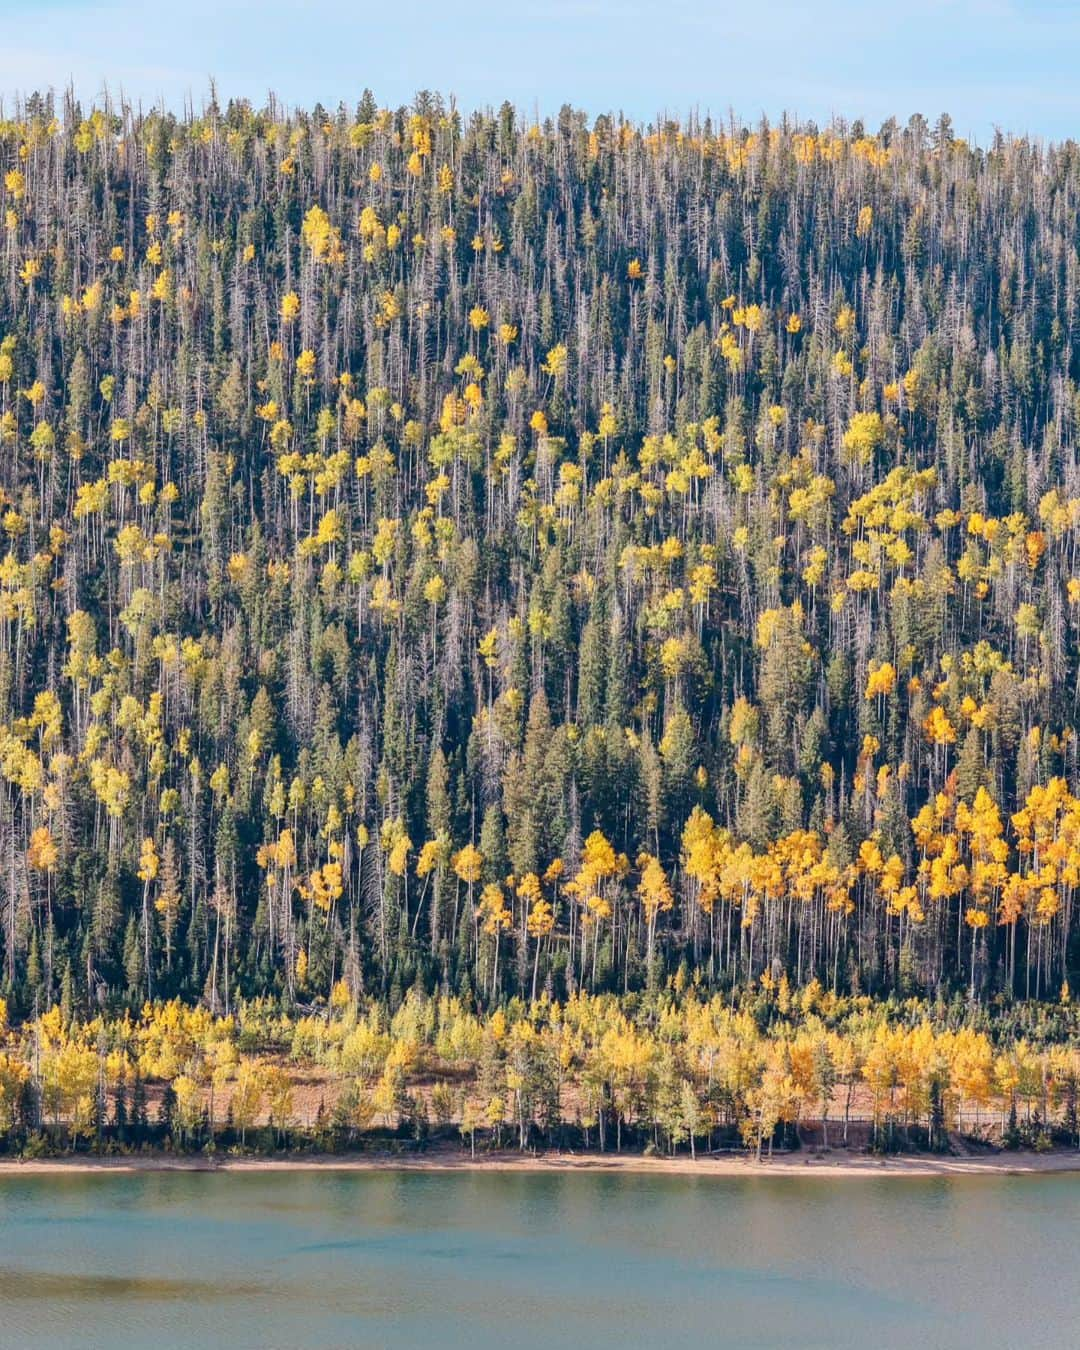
[2,1148,1079,1180]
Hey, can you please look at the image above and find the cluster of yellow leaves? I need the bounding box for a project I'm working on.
[301,205,345,265]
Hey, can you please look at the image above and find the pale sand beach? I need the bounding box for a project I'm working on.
[2,1148,1079,1180]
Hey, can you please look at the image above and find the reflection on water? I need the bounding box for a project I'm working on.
[0,1269,270,1300]
[0,1168,1076,1349]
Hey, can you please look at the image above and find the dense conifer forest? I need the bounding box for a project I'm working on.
[1,87,1080,1035]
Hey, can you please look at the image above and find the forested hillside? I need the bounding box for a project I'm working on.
[0,89,1079,1024]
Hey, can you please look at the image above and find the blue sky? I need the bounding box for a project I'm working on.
[0,0,1078,141]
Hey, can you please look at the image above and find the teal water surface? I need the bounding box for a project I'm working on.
[0,1167,1075,1349]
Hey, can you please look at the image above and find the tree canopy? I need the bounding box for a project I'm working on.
[0,92,1077,1022]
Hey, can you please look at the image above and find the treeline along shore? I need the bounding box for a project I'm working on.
[2,985,1080,1167]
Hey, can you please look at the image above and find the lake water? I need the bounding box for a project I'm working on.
[0,1166,1076,1349]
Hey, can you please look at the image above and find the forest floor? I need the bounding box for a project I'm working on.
[3,1146,1080,1179]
